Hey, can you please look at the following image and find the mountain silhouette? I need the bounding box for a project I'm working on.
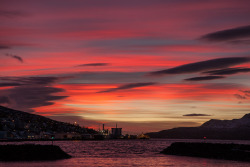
[146,114,250,140]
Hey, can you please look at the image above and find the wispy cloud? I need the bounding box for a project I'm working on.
[229,39,250,45]
[0,76,69,112]
[0,41,34,50]
[234,90,250,100]
[234,94,247,100]
[5,53,23,63]
[234,90,250,102]
[203,67,250,75]
[240,90,250,94]
[98,82,156,93]
[0,10,28,18]
[201,83,242,90]
[149,57,250,75]
[0,45,10,49]
[0,76,63,85]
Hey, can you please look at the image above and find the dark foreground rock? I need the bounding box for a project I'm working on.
[161,142,250,162]
[0,144,71,161]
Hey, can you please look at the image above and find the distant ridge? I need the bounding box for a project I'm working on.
[146,114,250,140]
[201,114,250,129]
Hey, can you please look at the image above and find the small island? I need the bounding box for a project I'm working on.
[0,144,71,161]
[161,142,250,162]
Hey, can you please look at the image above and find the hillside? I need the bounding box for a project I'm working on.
[201,114,250,128]
[146,114,250,140]
[0,105,96,139]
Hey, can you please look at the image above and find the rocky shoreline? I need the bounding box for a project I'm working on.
[161,142,250,162]
[0,144,71,161]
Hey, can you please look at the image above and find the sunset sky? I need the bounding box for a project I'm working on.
[1,0,250,134]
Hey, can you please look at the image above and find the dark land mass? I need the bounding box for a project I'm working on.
[146,114,250,140]
[0,105,97,140]
[0,144,71,161]
[161,142,250,162]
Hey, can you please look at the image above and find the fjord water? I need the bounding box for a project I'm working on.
[1,139,250,167]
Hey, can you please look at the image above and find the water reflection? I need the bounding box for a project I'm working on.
[0,139,250,166]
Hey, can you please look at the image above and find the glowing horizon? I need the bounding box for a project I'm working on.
[1,0,250,133]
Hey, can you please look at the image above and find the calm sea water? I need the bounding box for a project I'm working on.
[1,139,250,167]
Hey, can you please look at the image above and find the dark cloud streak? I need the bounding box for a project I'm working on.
[76,63,109,67]
[234,94,247,100]
[0,76,69,112]
[201,83,242,90]
[0,76,67,85]
[98,82,156,93]
[150,57,250,76]
[235,90,250,100]
[183,113,211,116]
[7,86,67,111]
[5,53,23,63]
[184,76,225,81]
[0,83,23,87]
[0,45,10,49]
[240,90,250,94]
[200,25,250,42]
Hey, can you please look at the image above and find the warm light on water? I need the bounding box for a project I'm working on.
[1,139,250,167]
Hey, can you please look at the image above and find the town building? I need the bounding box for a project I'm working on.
[111,124,122,138]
